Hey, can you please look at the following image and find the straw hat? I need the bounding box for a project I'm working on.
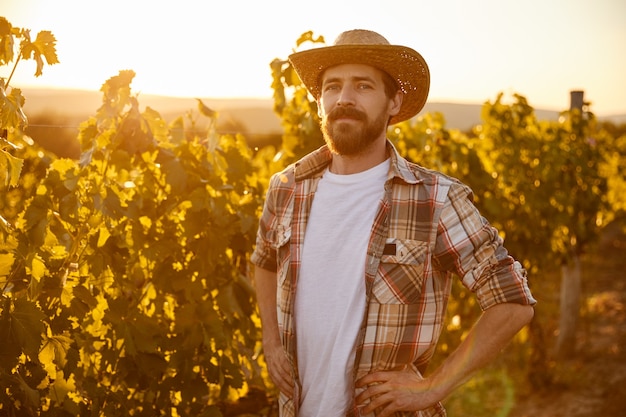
[288,29,430,124]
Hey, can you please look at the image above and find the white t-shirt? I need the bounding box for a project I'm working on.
[295,159,389,417]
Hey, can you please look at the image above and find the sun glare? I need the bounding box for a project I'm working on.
[3,0,626,115]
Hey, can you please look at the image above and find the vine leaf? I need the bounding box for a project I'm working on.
[16,371,40,412]
[0,85,27,129]
[20,30,60,76]
[0,149,23,187]
[11,298,46,358]
[0,17,16,65]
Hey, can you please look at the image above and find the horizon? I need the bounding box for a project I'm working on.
[22,87,626,142]
[22,85,624,119]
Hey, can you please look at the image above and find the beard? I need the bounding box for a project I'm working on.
[320,106,388,156]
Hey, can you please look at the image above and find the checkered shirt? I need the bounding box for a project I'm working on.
[251,142,536,416]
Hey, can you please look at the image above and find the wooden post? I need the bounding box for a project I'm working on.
[570,90,584,111]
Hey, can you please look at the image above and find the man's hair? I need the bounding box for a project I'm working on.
[378,70,401,125]
[380,70,400,100]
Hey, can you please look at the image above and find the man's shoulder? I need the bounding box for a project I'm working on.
[268,164,297,190]
[399,157,463,188]
[395,156,477,204]
[268,146,331,186]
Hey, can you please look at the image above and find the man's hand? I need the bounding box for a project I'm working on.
[254,266,295,398]
[264,340,295,398]
[355,369,440,416]
[355,303,534,416]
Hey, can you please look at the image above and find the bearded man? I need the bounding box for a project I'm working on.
[252,29,535,417]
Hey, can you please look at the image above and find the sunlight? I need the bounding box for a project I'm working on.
[2,0,625,115]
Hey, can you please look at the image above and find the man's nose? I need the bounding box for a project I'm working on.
[336,86,356,106]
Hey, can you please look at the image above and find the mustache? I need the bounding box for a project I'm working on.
[327,107,366,121]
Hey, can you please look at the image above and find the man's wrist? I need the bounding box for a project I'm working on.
[424,371,454,404]
[262,334,282,350]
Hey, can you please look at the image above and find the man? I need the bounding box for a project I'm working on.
[251,29,535,417]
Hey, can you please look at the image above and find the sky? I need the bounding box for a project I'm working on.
[3,0,626,116]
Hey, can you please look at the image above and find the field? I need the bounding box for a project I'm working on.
[509,221,626,417]
[6,87,626,416]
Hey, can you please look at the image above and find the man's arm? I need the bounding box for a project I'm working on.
[355,302,534,416]
[254,266,295,397]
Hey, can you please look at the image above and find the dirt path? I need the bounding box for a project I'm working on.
[508,222,626,417]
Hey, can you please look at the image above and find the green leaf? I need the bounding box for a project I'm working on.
[98,70,136,117]
[16,371,41,412]
[295,30,325,48]
[23,195,49,247]
[221,354,244,390]
[168,116,185,144]
[97,224,111,247]
[28,254,45,282]
[128,314,162,353]
[39,334,73,382]
[73,285,98,309]
[142,106,169,143]
[0,17,15,65]
[0,313,21,369]
[11,298,46,358]
[160,155,188,192]
[48,372,76,404]
[20,30,59,76]
[0,85,27,129]
[0,149,24,187]
[197,99,216,118]
[136,352,167,378]
[33,31,59,64]
[0,253,15,276]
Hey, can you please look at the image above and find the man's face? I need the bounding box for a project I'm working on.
[318,64,401,156]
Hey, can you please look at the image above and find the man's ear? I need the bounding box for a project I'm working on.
[316,98,323,118]
[389,90,403,117]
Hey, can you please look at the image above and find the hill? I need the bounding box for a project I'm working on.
[20,88,284,158]
[21,88,283,135]
[17,88,626,158]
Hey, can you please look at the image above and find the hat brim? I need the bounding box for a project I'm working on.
[289,44,430,124]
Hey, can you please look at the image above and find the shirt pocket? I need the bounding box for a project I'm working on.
[373,238,429,304]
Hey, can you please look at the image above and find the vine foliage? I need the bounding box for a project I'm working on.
[1,18,269,415]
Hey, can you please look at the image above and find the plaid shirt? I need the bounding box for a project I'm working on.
[251,142,536,417]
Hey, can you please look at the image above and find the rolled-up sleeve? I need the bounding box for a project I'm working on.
[434,182,536,310]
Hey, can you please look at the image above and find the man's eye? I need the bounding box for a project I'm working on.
[358,83,372,90]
